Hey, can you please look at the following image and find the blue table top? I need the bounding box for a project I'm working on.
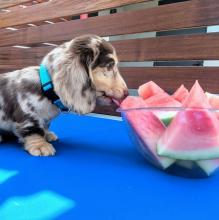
[0,113,218,220]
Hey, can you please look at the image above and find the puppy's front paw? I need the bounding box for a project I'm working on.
[45,131,58,142]
[27,143,56,156]
[24,134,56,156]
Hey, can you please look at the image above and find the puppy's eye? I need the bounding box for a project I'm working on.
[106,61,115,69]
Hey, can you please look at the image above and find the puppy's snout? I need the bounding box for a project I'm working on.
[116,88,129,101]
[123,89,129,98]
[112,88,128,101]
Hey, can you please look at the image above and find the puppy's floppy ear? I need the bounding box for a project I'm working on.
[51,36,103,114]
[53,55,96,114]
[71,35,100,73]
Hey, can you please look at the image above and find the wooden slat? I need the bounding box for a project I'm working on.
[0,47,50,69]
[5,1,41,11]
[2,57,219,93]
[113,33,219,61]
[1,32,219,67]
[0,0,148,28]
[1,0,219,47]
[0,69,12,74]
[0,0,32,9]
[121,67,219,93]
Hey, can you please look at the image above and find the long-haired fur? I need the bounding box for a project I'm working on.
[0,34,128,156]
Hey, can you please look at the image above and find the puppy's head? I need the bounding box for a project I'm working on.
[50,35,128,114]
[73,35,128,106]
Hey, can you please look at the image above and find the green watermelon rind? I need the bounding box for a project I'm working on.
[205,92,218,99]
[196,160,219,176]
[134,130,175,169]
[122,109,175,169]
[205,92,219,109]
[157,143,219,161]
[157,82,219,163]
[155,111,177,126]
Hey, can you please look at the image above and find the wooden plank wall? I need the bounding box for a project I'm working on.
[0,0,148,28]
[0,0,219,115]
[0,0,219,47]
[121,67,219,93]
[1,32,219,65]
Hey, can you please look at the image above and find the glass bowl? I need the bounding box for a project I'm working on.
[118,107,219,178]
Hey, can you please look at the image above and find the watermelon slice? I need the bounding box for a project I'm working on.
[120,97,175,169]
[205,92,219,119]
[144,93,181,126]
[157,81,219,160]
[120,96,147,109]
[196,92,219,175]
[120,96,175,126]
[172,84,189,103]
[144,92,182,107]
[196,159,219,176]
[206,92,219,109]
[182,81,210,108]
[138,81,164,99]
[123,110,175,169]
[155,111,177,126]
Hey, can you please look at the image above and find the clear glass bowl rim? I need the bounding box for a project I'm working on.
[117,107,219,113]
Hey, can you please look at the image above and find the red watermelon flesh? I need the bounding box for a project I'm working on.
[195,93,219,175]
[205,92,219,119]
[120,96,147,110]
[124,110,175,169]
[182,81,210,108]
[172,84,189,103]
[157,81,219,160]
[138,81,164,100]
[143,92,181,126]
[144,92,182,107]
[120,96,175,168]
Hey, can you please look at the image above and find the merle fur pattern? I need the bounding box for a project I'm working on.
[0,35,128,156]
[0,67,58,142]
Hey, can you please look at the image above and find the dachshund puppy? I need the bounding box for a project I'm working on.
[0,35,128,156]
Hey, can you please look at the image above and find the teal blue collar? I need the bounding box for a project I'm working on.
[39,64,69,112]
